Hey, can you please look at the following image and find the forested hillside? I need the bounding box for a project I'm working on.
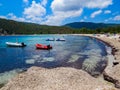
[65,22,120,29]
[0,18,74,34]
[0,18,120,35]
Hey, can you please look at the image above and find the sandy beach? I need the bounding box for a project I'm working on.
[1,34,120,90]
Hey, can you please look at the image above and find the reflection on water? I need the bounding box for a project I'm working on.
[0,35,108,84]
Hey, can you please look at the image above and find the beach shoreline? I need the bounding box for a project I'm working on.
[1,34,120,90]
[80,34,120,88]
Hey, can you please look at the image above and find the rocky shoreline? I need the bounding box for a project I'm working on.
[83,34,120,89]
[94,35,120,89]
[1,34,120,90]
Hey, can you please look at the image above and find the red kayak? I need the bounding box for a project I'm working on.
[36,44,52,50]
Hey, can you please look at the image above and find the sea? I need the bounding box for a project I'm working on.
[0,35,110,85]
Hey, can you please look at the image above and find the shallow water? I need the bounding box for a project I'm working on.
[0,35,108,83]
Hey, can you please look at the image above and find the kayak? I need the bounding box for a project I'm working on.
[56,38,65,41]
[6,42,26,47]
[36,44,52,50]
[46,38,55,41]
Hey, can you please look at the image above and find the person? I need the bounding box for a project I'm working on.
[47,44,50,48]
[21,42,24,46]
[21,42,26,47]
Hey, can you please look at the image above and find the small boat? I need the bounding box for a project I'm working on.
[46,38,55,41]
[56,38,65,41]
[6,42,26,47]
[36,44,52,50]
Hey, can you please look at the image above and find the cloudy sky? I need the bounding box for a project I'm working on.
[0,0,120,26]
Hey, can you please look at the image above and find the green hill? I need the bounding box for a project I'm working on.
[0,18,120,34]
[64,22,120,29]
[0,18,73,34]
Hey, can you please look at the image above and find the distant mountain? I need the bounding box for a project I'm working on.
[64,22,120,29]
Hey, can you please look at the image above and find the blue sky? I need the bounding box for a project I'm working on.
[0,0,120,26]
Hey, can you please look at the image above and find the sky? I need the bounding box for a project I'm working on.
[0,0,120,26]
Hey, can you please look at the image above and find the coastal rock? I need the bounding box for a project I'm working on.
[91,35,120,89]
[113,62,119,66]
[0,66,116,90]
[112,48,119,56]
[115,81,120,88]
[103,71,120,89]
[106,65,120,88]
[103,71,120,88]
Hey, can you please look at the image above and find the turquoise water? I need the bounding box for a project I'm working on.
[0,35,108,83]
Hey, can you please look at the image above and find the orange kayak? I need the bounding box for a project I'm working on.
[36,44,52,50]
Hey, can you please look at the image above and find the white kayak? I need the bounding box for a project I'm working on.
[46,38,55,41]
[6,42,26,47]
[56,38,65,41]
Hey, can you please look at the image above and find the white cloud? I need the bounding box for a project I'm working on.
[84,16,87,19]
[105,17,112,22]
[79,16,87,22]
[113,15,120,21]
[80,19,84,22]
[85,0,112,8]
[51,0,112,12]
[104,10,111,14]
[41,0,47,7]
[0,16,6,19]
[0,14,26,22]
[43,8,83,25]
[7,13,25,22]
[0,0,47,24]
[1,0,113,26]
[44,0,112,25]
[23,0,29,3]
[91,10,102,18]
[105,15,120,22]
[8,13,17,19]
[23,1,46,19]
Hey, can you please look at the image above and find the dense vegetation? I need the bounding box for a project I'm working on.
[0,18,120,35]
[0,18,74,34]
[73,26,120,34]
[64,22,119,29]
